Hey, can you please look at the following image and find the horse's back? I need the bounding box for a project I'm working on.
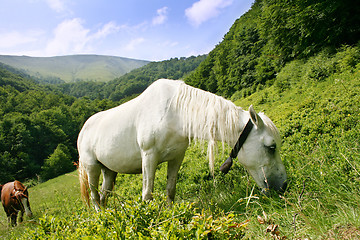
[1,181,25,203]
[79,79,182,139]
[1,182,13,195]
[1,182,14,205]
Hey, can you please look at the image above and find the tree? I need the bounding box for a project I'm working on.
[186,0,360,98]
[41,144,74,181]
[259,0,360,59]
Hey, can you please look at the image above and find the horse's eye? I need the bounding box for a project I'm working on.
[266,144,276,154]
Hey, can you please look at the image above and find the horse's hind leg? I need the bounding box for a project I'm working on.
[87,163,102,211]
[19,210,24,223]
[100,167,117,208]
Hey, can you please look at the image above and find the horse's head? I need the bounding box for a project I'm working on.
[12,183,33,217]
[237,105,287,193]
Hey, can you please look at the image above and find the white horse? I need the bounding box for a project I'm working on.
[78,79,287,211]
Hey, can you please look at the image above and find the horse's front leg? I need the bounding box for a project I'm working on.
[166,155,185,203]
[9,212,17,226]
[141,150,158,201]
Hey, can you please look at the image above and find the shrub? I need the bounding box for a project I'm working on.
[21,195,248,239]
[41,143,74,181]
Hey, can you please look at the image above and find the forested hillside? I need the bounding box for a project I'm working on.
[0,63,42,92]
[55,55,206,101]
[0,55,206,183]
[185,0,360,98]
[0,65,117,183]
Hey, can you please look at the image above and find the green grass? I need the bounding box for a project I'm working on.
[232,50,360,238]
[0,172,82,239]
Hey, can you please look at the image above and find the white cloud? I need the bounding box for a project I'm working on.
[185,0,233,27]
[125,38,145,51]
[161,41,179,48]
[152,7,168,25]
[45,0,67,13]
[93,21,123,39]
[45,18,89,55]
[0,31,39,48]
[45,18,121,56]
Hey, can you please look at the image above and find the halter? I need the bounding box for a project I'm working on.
[220,119,254,174]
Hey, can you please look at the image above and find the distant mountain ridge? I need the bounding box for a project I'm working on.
[0,54,149,83]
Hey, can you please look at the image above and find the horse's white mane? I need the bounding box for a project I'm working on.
[172,81,243,174]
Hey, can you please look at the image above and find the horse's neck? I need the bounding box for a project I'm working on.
[171,82,252,145]
[177,98,248,145]
[211,108,249,145]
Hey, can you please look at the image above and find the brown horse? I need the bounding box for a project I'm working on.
[0,180,33,226]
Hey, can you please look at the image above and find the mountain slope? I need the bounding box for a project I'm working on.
[55,55,207,100]
[0,55,149,83]
[0,62,43,92]
[185,0,360,98]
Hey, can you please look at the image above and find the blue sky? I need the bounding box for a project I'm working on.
[0,0,254,61]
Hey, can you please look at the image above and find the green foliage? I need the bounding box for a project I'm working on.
[15,195,247,239]
[185,0,360,98]
[0,172,247,240]
[55,55,207,101]
[259,0,360,60]
[274,45,360,93]
[0,67,118,183]
[0,62,42,92]
[105,55,206,101]
[41,144,74,181]
[234,45,360,238]
[185,10,267,96]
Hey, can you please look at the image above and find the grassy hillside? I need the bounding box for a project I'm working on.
[0,55,149,83]
[0,171,82,239]
[1,46,359,239]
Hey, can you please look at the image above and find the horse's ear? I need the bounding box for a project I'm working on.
[249,105,264,129]
[24,186,27,192]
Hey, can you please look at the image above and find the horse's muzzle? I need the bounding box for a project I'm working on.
[280,181,288,193]
[262,180,287,195]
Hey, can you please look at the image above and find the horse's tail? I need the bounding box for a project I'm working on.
[78,161,90,207]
